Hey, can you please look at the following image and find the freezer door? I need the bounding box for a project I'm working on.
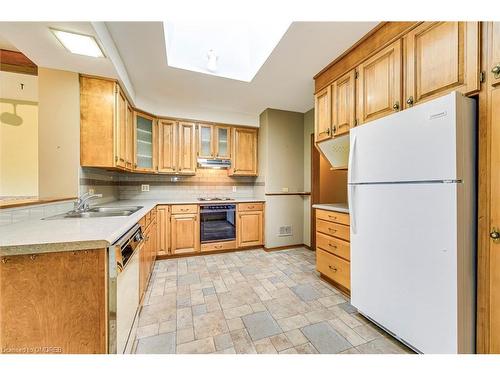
[348,92,474,184]
[350,182,462,353]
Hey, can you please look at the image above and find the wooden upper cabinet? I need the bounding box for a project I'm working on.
[171,213,199,254]
[403,22,480,108]
[230,127,258,176]
[357,39,402,125]
[134,112,156,173]
[125,102,134,169]
[215,126,231,159]
[158,119,176,173]
[332,69,356,136]
[489,22,500,88]
[314,86,332,142]
[80,76,117,168]
[116,88,127,169]
[177,122,197,175]
[198,123,214,158]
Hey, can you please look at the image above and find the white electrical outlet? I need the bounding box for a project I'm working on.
[232,186,237,192]
[281,187,289,192]
[141,184,150,192]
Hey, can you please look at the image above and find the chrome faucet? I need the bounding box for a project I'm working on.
[74,192,103,212]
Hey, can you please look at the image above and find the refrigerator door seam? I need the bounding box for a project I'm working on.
[348,180,462,185]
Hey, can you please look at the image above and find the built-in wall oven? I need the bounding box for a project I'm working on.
[200,204,236,243]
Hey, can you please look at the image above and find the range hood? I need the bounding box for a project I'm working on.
[197,158,231,169]
[317,133,350,169]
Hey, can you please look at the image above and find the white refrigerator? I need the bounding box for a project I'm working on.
[348,92,476,354]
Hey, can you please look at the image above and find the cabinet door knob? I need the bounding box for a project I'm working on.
[392,101,400,111]
[406,96,414,107]
[492,64,500,78]
[326,128,331,135]
[490,228,500,242]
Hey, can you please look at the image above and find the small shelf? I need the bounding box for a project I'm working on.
[137,128,152,135]
[330,166,348,171]
[137,154,153,159]
[265,192,311,196]
[137,139,152,145]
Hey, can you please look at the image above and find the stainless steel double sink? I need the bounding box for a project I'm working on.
[43,206,143,220]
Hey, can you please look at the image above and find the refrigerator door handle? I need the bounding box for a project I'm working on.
[349,184,356,234]
[348,134,357,183]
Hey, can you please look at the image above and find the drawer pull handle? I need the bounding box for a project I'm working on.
[215,245,223,249]
[180,208,188,212]
[248,206,254,209]
[329,243,337,249]
[328,215,337,220]
[328,228,337,233]
[328,265,338,272]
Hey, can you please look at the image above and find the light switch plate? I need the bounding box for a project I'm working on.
[232,186,237,192]
[281,187,289,192]
[141,184,150,192]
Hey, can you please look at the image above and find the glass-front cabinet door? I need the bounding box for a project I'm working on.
[134,112,156,172]
[198,124,213,158]
[215,126,231,159]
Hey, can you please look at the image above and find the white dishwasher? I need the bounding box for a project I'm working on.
[116,224,143,354]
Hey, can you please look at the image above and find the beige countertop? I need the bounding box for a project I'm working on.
[0,198,265,256]
[312,203,349,214]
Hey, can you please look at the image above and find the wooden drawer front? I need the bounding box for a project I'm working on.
[316,209,349,225]
[171,204,198,214]
[201,241,237,253]
[316,219,350,241]
[316,232,350,261]
[238,202,264,212]
[316,249,350,290]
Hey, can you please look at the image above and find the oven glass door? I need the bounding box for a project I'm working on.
[200,206,236,243]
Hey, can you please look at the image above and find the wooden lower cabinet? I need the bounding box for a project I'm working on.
[171,209,200,255]
[0,249,107,354]
[236,204,263,248]
[157,205,170,256]
[316,249,351,291]
[201,240,237,253]
[315,209,351,293]
[139,209,157,299]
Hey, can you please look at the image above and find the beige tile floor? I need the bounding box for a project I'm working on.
[132,247,414,354]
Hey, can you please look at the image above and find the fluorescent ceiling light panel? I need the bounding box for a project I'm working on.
[163,20,290,82]
[51,29,104,57]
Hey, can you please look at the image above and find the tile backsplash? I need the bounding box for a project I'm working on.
[0,168,263,227]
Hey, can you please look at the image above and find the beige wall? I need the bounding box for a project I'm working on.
[259,108,308,248]
[38,68,80,198]
[0,71,39,196]
[303,108,314,247]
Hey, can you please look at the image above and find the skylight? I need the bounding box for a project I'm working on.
[163,20,290,82]
[51,29,104,58]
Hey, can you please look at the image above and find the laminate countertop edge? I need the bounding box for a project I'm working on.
[0,198,265,256]
[312,203,350,214]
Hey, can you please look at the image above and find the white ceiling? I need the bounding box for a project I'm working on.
[0,21,378,125]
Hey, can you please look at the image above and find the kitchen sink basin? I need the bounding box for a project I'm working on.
[43,206,143,220]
